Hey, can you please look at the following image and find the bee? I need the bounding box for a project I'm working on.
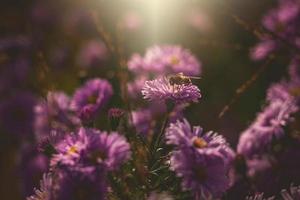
[168,72,201,86]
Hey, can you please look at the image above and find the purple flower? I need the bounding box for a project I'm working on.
[34,91,80,142]
[0,92,36,137]
[70,78,113,121]
[262,0,300,35]
[170,148,230,199]
[51,128,88,168]
[51,128,131,171]
[131,108,154,135]
[77,40,108,68]
[250,40,276,61]
[142,76,201,104]
[27,173,53,200]
[128,45,201,76]
[166,119,235,166]
[82,129,131,171]
[237,100,298,158]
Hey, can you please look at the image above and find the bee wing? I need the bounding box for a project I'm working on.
[189,76,201,79]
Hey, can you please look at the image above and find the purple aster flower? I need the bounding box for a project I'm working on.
[50,128,88,168]
[250,40,276,61]
[170,148,230,199]
[0,92,36,137]
[237,100,298,158]
[34,91,80,142]
[82,129,131,171]
[262,0,300,35]
[142,76,201,104]
[131,108,155,135]
[77,40,108,68]
[281,185,300,200]
[70,78,113,121]
[128,45,201,76]
[127,76,148,99]
[51,128,131,171]
[166,119,235,166]
[27,173,53,200]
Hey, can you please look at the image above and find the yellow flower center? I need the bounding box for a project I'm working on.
[87,94,98,104]
[193,137,207,149]
[68,146,78,154]
[170,56,180,65]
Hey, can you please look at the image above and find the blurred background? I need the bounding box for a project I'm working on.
[0,0,289,199]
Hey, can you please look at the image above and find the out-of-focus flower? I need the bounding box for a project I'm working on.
[166,119,235,165]
[0,92,36,137]
[186,10,213,33]
[147,191,174,200]
[77,40,108,68]
[131,108,154,135]
[250,40,276,61]
[27,173,53,200]
[237,99,298,158]
[34,91,80,142]
[119,11,142,31]
[142,76,201,104]
[170,148,230,199]
[127,76,148,99]
[51,128,131,171]
[70,78,113,121]
[128,45,201,76]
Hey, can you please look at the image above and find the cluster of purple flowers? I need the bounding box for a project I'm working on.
[166,119,235,199]
[250,0,300,61]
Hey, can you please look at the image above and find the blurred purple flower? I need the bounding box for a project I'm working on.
[108,108,125,119]
[70,78,113,121]
[34,91,80,142]
[237,100,298,158]
[170,148,230,199]
[142,77,201,104]
[128,45,201,76]
[119,11,142,31]
[77,40,108,68]
[131,108,154,135]
[250,40,276,61]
